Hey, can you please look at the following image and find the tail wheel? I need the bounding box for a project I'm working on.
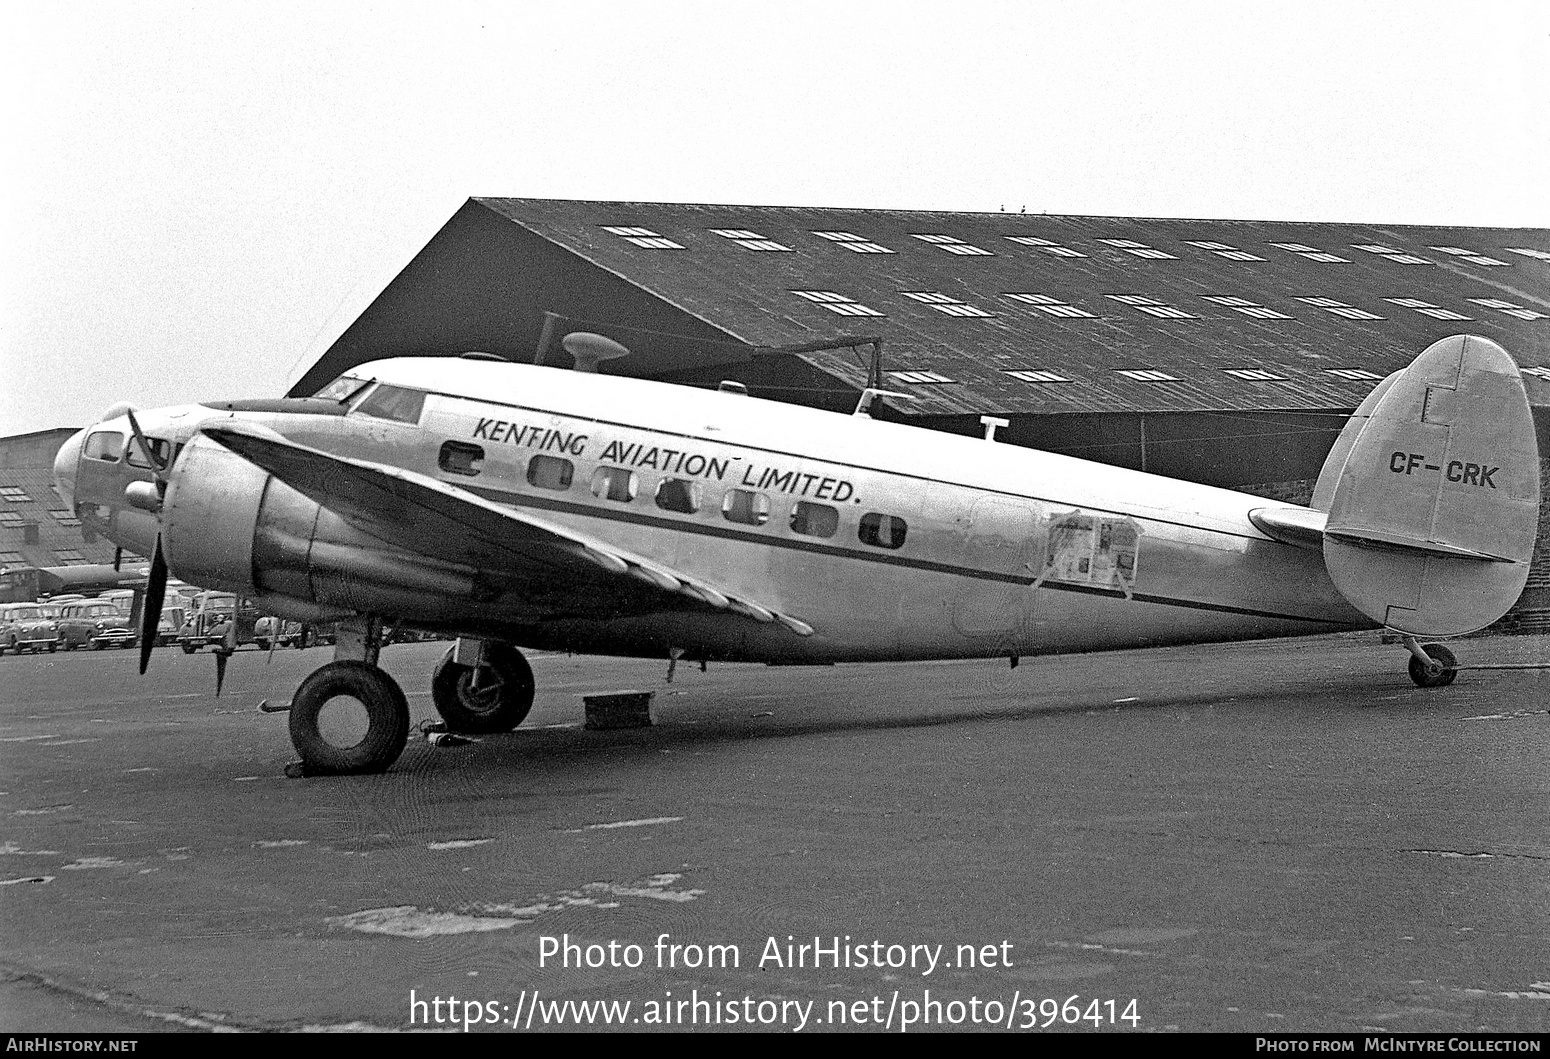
[431,642,535,733]
[1408,643,1457,688]
[288,660,410,774]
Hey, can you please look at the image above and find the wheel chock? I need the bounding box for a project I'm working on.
[583,691,654,730]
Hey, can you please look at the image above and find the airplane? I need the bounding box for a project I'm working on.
[50,332,1540,776]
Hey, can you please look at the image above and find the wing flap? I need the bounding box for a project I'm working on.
[201,424,812,635]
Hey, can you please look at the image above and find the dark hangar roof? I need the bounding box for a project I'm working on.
[0,468,119,570]
[303,197,1550,416]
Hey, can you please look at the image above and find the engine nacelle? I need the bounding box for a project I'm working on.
[161,432,485,620]
[161,434,267,596]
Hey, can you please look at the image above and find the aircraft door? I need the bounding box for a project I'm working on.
[952,496,1040,639]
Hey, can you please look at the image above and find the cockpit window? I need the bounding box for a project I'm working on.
[83,431,124,463]
[353,384,426,424]
[313,375,373,403]
[125,436,170,469]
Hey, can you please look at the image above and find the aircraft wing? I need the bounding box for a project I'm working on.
[199,424,813,636]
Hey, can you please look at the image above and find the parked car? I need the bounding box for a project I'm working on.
[12,602,65,653]
[254,615,302,650]
[178,592,260,653]
[57,599,136,650]
[154,605,185,647]
[0,602,58,654]
[296,621,337,649]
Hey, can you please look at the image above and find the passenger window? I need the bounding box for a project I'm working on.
[590,466,637,502]
[789,501,838,538]
[721,488,770,526]
[354,384,426,424]
[526,455,574,491]
[439,441,484,477]
[858,512,907,549]
[655,478,701,514]
[125,437,170,469]
[83,431,124,463]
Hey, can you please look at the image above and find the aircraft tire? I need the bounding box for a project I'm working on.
[431,642,535,733]
[1408,643,1457,688]
[288,661,410,775]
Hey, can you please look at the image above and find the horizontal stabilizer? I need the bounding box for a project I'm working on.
[1247,506,1326,550]
[1317,335,1539,636]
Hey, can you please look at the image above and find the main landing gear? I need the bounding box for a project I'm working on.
[431,639,535,733]
[285,618,536,775]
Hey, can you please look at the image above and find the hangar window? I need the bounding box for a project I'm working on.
[1351,244,1431,265]
[1325,368,1384,381]
[1116,369,1181,382]
[1201,295,1292,320]
[1185,240,1265,262]
[1004,369,1070,384]
[83,431,124,463]
[438,441,484,477]
[1105,295,1195,319]
[1005,236,1086,257]
[0,512,22,525]
[910,234,994,256]
[789,501,838,538]
[655,478,701,514]
[48,509,81,526]
[811,231,895,254]
[1520,367,1550,382]
[354,384,426,424]
[858,513,907,550]
[53,550,87,564]
[889,370,956,384]
[722,488,770,526]
[1003,293,1095,318]
[1505,247,1550,262]
[708,229,793,252]
[526,455,574,491]
[1098,239,1176,260]
[0,487,30,502]
[0,551,23,563]
[902,292,994,317]
[1268,242,1350,263]
[791,290,883,317]
[1430,246,1508,266]
[601,225,685,250]
[1468,298,1548,321]
[1384,298,1472,321]
[590,466,637,503]
[1295,297,1384,321]
[1223,369,1287,381]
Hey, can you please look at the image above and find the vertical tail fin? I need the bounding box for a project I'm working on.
[1317,335,1539,636]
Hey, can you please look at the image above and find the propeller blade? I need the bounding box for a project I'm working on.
[124,409,169,479]
[215,650,228,698]
[137,536,168,675]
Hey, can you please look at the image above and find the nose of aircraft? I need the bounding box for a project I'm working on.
[52,426,87,510]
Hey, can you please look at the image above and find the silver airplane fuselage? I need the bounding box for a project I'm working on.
[55,357,1369,665]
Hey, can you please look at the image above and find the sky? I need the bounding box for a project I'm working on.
[2,0,1547,437]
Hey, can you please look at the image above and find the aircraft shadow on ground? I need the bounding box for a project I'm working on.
[385,666,1449,778]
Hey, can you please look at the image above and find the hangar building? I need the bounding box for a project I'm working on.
[298,198,1550,627]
